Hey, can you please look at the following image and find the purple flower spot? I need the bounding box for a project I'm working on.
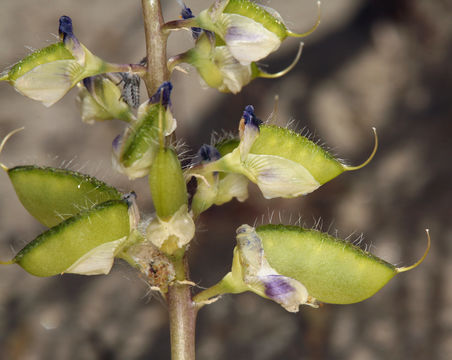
[226,27,261,42]
[112,134,122,151]
[264,275,294,299]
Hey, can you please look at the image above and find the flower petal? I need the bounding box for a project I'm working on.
[236,224,314,312]
[65,237,127,275]
[224,14,281,65]
[14,60,83,107]
[244,154,320,199]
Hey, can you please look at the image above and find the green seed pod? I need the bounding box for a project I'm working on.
[216,138,240,156]
[2,200,131,277]
[194,224,430,311]
[192,0,320,65]
[256,224,430,304]
[1,43,74,82]
[0,129,122,227]
[249,124,376,185]
[7,166,122,227]
[190,106,378,199]
[149,147,188,220]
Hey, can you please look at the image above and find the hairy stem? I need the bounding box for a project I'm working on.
[141,0,169,94]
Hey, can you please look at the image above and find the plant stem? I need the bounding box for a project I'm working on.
[167,255,197,360]
[141,0,169,94]
[140,2,196,359]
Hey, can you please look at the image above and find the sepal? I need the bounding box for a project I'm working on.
[146,204,195,255]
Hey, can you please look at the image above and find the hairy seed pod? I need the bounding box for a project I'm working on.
[194,0,320,65]
[192,107,378,199]
[0,129,122,227]
[195,224,430,310]
[2,200,131,277]
[256,224,430,304]
[249,124,377,185]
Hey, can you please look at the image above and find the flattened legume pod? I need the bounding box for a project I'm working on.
[194,224,430,310]
[5,199,131,277]
[192,106,378,199]
[250,125,377,185]
[5,165,122,227]
[0,128,122,227]
[256,224,430,304]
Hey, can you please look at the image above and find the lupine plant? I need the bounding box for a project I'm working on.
[0,1,430,359]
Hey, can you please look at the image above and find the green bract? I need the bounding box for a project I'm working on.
[6,200,131,277]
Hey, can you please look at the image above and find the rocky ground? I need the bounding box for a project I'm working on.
[0,0,451,359]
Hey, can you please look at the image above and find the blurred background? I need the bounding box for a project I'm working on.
[0,0,450,359]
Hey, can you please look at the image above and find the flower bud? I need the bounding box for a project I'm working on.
[112,82,176,179]
[149,147,188,220]
[0,16,115,107]
[147,147,194,255]
[77,74,135,124]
